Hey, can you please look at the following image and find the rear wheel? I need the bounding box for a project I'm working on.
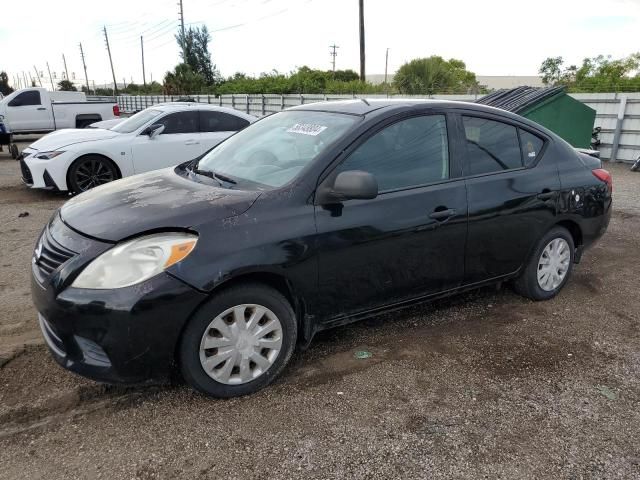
[68,155,118,193]
[514,226,575,301]
[179,284,297,398]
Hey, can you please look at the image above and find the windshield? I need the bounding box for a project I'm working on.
[111,108,163,133]
[197,111,359,188]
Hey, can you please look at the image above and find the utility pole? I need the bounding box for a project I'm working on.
[329,44,339,73]
[141,36,147,88]
[22,72,28,88]
[62,54,70,81]
[358,0,365,82]
[103,26,118,95]
[46,62,55,91]
[384,47,389,95]
[178,0,186,59]
[79,43,90,93]
[33,66,43,87]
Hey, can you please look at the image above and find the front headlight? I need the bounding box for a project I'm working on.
[34,151,66,160]
[72,232,197,289]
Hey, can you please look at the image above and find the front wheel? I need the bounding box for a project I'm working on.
[68,155,118,193]
[514,226,575,301]
[179,284,297,398]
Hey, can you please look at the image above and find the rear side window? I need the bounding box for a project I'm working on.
[519,129,545,166]
[338,115,449,191]
[156,111,199,134]
[200,111,249,132]
[463,116,522,175]
[8,90,41,107]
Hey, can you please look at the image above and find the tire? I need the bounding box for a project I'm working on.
[514,226,575,301]
[179,283,297,398]
[10,144,19,159]
[68,155,118,193]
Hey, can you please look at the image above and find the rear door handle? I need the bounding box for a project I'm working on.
[429,208,457,220]
[37,107,46,111]
[537,191,555,200]
[184,140,200,145]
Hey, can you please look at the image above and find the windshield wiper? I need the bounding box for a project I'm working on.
[191,166,237,185]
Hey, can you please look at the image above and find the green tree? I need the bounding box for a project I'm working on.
[0,71,14,96]
[394,56,479,94]
[176,25,221,86]
[539,56,565,85]
[163,63,205,94]
[57,79,77,91]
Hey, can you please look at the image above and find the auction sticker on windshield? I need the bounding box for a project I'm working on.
[286,123,328,136]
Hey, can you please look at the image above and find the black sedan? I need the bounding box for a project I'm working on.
[31,99,612,397]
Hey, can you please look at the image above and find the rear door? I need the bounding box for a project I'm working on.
[457,112,560,284]
[314,112,468,321]
[199,110,250,152]
[6,90,52,131]
[131,110,201,172]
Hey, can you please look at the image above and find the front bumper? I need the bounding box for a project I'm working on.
[31,214,208,384]
[21,149,70,190]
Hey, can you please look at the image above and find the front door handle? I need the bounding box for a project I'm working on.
[429,208,457,220]
[184,140,200,145]
[37,107,46,111]
[537,191,555,200]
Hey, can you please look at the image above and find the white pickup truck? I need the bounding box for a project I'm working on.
[0,87,120,134]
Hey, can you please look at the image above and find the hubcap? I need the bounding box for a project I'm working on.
[198,304,283,385]
[537,238,571,291]
[75,159,115,191]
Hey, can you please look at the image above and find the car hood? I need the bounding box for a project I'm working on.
[60,168,261,242]
[28,128,120,151]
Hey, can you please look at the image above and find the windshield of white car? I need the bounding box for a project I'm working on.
[196,111,359,188]
[111,109,163,134]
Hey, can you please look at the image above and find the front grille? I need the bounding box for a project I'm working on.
[20,159,33,185]
[35,228,76,276]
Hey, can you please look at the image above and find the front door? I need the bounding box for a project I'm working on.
[6,90,52,132]
[131,110,202,173]
[314,113,468,321]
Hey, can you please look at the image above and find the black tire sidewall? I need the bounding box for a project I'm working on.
[527,227,575,300]
[68,156,117,193]
[179,285,297,398]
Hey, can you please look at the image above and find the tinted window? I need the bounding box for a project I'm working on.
[157,111,199,134]
[463,116,522,175]
[9,91,41,106]
[200,111,249,132]
[338,115,449,191]
[519,129,545,166]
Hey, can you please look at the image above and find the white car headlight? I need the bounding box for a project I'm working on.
[72,232,197,289]
[34,151,65,160]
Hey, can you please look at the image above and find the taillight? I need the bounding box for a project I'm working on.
[113,105,120,117]
[592,168,612,192]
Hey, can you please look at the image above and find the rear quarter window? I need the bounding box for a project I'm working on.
[519,130,545,167]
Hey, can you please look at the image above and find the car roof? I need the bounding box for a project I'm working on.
[147,103,256,119]
[287,98,527,121]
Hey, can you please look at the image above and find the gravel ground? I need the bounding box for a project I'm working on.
[1,142,639,479]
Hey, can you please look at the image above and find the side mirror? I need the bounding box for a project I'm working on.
[318,170,378,204]
[145,123,165,139]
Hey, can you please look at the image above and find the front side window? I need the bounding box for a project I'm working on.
[337,115,449,192]
[156,111,199,134]
[112,109,163,133]
[200,111,250,132]
[463,116,522,175]
[197,111,358,188]
[9,91,41,106]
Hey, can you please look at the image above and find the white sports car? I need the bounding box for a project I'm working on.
[20,104,256,193]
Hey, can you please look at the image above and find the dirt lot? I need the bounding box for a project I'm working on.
[1,140,639,479]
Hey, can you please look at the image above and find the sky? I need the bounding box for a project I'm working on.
[1,0,639,89]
